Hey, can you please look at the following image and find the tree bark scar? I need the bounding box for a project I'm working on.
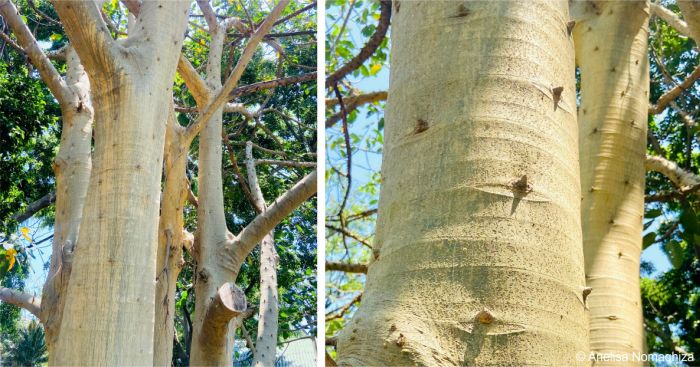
[552,86,564,110]
[450,4,470,18]
[510,175,533,195]
[412,118,429,134]
[566,20,576,37]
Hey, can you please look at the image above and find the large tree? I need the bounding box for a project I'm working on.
[330,1,588,365]
[326,0,700,365]
[0,0,317,365]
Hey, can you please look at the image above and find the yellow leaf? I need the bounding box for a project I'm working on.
[5,249,16,270]
[20,227,31,242]
[369,64,382,75]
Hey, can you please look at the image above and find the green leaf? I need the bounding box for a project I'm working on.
[643,232,656,250]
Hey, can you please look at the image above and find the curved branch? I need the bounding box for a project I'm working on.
[232,170,317,262]
[230,72,316,98]
[650,3,690,37]
[11,191,56,223]
[0,0,70,102]
[646,155,700,188]
[649,64,700,114]
[325,0,391,88]
[184,0,291,143]
[0,287,41,321]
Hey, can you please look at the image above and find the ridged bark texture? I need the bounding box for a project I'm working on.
[52,1,191,364]
[573,1,649,363]
[190,27,237,367]
[40,46,93,352]
[246,142,280,367]
[336,1,588,365]
[153,112,192,367]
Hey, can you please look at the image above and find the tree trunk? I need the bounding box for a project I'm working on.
[246,142,280,367]
[40,46,93,354]
[336,1,588,365]
[51,1,190,364]
[190,25,237,367]
[572,1,649,363]
[153,109,193,366]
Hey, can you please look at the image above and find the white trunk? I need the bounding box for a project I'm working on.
[572,1,650,363]
[40,46,93,351]
[51,1,190,364]
[336,1,588,365]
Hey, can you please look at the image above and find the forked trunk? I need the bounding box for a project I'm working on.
[51,2,190,363]
[336,1,588,365]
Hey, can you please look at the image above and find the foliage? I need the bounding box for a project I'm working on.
[643,1,700,359]
[1,320,47,367]
[0,0,317,364]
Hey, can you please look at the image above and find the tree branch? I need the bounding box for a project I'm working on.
[177,56,212,107]
[649,64,700,115]
[232,170,317,262]
[0,0,70,102]
[0,287,41,320]
[185,0,291,143]
[650,2,690,38]
[11,191,56,223]
[326,261,367,274]
[230,72,316,98]
[646,154,700,189]
[51,0,123,74]
[198,283,246,354]
[325,0,391,88]
[326,91,388,128]
[254,159,316,168]
[678,0,700,42]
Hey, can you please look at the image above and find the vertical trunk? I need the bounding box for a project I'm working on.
[40,46,93,352]
[53,70,174,366]
[572,1,649,362]
[190,27,237,367]
[153,110,192,366]
[246,142,280,367]
[51,2,190,364]
[336,1,587,365]
[251,233,278,367]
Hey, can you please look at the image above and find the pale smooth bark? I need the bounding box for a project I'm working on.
[51,1,191,365]
[646,154,700,189]
[0,0,94,350]
[678,0,700,42]
[336,1,587,365]
[572,1,650,363]
[187,2,294,365]
[0,287,41,319]
[246,143,280,367]
[190,21,235,366]
[650,2,689,37]
[39,46,93,353]
[153,109,193,367]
